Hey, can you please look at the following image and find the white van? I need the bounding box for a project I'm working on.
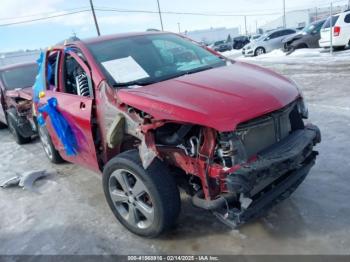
[319,10,350,50]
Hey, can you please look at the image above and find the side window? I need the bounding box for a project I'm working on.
[345,14,350,23]
[269,32,280,39]
[63,54,92,97]
[47,51,60,90]
[283,29,295,35]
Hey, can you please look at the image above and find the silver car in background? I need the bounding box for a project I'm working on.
[243,28,297,56]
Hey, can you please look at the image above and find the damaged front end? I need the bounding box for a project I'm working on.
[151,99,321,228]
[214,124,320,227]
[100,78,320,228]
[5,91,37,138]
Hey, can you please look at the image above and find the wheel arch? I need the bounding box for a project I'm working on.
[254,46,266,56]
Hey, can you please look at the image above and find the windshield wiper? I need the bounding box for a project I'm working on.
[112,79,155,88]
[185,65,214,75]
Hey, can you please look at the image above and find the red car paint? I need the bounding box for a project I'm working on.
[38,33,297,184]
[35,32,320,226]
[118,61,299,132]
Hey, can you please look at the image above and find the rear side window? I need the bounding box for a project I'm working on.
[0,65,37,90]
[345,14,350,23]
[269,31,281,39]
[281,29,296,36]
[322,15,339,28]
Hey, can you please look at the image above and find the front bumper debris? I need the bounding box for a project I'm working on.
[215,125,321,228]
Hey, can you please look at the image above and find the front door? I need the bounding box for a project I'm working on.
[39,49,100,172]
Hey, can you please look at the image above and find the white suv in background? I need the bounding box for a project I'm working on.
[319,9,350,50]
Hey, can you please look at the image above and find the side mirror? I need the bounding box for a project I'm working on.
[264,37,270,41]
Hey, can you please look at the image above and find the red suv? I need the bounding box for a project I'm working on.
[34,32,321,237]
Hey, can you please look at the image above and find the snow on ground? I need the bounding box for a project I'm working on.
[218,48,243,58]
[221,47,350,64]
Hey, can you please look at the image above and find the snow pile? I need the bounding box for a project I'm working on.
[219,49,243,58]
[230,48,350,63]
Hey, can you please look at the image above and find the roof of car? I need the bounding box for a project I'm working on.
[312,19,326,24]
[78,31,172,45]
[0,61,37,72]
[268,28,296,34]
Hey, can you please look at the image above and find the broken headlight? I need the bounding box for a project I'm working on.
[297,98,308,119]
[291,79,309,119]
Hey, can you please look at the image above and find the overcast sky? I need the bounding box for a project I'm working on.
[0,0,348,52]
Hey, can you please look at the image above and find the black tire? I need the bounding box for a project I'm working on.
[7,115,31,144]
[333,46,346,51]
[286,46,295,55]
[38,124,64,164]
[103,150,181,237]
[254,47,266,56]
[0,121,7,129]
[296,43,308,49]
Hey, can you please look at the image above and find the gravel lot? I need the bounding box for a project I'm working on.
[1,55,349,255]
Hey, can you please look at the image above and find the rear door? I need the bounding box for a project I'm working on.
[266,31,284,51]
[274,30,296,49]
[39,49,100,172]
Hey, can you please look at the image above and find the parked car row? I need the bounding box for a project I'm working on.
[210,34,261,52]
[242,9,350,56]
[211,40,232,52]
[0,31,321,238]
[243,28,297,56]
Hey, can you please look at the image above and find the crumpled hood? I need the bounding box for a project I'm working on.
[118,62,299,132]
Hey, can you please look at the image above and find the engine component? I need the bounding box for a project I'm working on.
[188,136,199,157]
[216,132,247,168]
[157,124,193,146]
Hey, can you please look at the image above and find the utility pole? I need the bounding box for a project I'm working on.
[156,0,164,31]
[89,0,100,36]
[244,15,247,36]
[177,22,181,33]
[283,0,286,28]
[255,20,258,34]
[315,7,318,21]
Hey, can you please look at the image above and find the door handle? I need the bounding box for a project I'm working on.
[80,101,86,110]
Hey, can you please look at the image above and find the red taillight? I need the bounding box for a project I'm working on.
[334,26,341,37]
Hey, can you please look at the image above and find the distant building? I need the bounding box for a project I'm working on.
[261,10,310,31]
[0,50,40,67]
[185,27,239,44]
[309,5,347,22]
[260,4,348,32]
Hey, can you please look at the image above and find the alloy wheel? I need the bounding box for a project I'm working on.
[108,169,154,229]
[38,126,53,160]
[256,48,265,56]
